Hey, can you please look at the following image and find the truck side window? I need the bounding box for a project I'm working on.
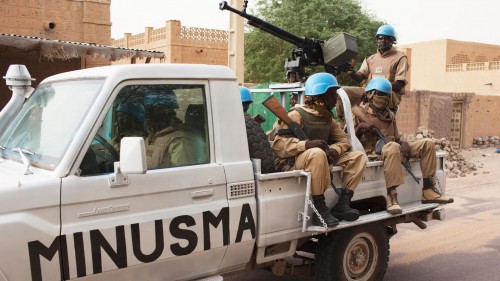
[79,84,209,176]
[145,85,209,169]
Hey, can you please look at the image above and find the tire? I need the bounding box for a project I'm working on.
[244,114,275,173]
[315,223,389,281]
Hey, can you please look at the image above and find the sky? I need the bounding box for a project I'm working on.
[111,0,500,46]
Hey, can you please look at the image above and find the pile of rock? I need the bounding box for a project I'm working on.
[472,136,500,148]
[404,127,479,178]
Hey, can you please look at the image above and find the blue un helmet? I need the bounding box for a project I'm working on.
[116,101,146,122]
[376,25,396,40]
[365,77,392,95]
[144,90,179,109]
[239,86,253,103]
[304,73,340,96]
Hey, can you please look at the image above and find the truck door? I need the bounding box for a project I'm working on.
[59,82,229,280]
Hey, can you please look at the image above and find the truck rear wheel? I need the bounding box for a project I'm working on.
[244,114,275,173]
[315,223,389,281]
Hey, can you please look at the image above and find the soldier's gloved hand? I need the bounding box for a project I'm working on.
[400,141,411,161]
[305,140,329,151]
[355,122,376,137]
[326,148,340,165]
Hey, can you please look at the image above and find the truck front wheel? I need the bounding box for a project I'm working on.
[315,223,389,281]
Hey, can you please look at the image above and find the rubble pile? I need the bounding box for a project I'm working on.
[404,127,480,178]
[472,136,500,148]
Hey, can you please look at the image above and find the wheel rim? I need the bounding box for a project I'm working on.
[342,232,378,281]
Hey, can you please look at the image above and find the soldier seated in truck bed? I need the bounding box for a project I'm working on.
[352,77,454,215]
[272,73,367,226]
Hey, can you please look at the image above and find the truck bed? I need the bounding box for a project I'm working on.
[250,151,447,263]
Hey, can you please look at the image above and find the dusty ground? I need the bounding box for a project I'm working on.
[457,146,500,177]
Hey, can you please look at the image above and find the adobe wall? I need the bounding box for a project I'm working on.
[0,0,112,69]
[401,39,500,96]
[470,95,500,138]
[397,90,493,149]
[396,90,424,135]
[397,90,455,141]
[446,40,500,64]
[399,41,448,94]
[0,0,111,44]
[111,21,228,66]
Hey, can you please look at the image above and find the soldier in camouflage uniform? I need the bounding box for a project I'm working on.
[272,73,367,227]
[353,77,454,215]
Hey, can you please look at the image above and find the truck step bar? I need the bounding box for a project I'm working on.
[304,201,443,233]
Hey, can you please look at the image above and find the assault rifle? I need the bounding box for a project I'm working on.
[219,1,358,81]
[372,128,421,184]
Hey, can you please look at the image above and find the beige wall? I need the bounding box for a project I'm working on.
[395,90,500,149]
[0,0,112,69]
[401,39,500,95]
[397,39,500,147]
[0,0,111,44]
[112,21,228,66]
[0,0,113,109]
[470,95,500,138]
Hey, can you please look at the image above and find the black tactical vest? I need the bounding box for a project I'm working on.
[295,107,332,142]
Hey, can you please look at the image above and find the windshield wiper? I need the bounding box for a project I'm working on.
[13,147,34,175]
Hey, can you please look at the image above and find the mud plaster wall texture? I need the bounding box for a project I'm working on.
[429,94,453,139]
[396,90,419,134]
[112,21,228,66]
[398,90,500,149]
[471,95,500,138]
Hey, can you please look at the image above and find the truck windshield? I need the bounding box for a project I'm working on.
[0,79,103,170]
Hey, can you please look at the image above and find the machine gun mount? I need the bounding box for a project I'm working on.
[219,0,358,81]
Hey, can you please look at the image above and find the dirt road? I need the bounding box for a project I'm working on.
[385,170,500,281]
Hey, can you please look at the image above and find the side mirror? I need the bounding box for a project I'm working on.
[119,137,147,174]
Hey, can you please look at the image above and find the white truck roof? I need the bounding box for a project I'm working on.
[42,63,237,83]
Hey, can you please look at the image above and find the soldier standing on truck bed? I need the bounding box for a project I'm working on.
[352,77,454,214]
[272,73,367,227]
[348,24,408,114]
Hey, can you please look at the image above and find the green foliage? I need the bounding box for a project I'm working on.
[244,0,385,85]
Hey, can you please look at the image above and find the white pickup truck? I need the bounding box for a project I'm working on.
[0,64,448,281]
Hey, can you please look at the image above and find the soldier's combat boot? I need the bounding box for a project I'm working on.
[386,186,402,215]
[422,177,454,204]
[311,194,339,227]
[330,188,360,222]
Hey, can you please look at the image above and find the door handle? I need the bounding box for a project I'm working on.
[191,189,214,198]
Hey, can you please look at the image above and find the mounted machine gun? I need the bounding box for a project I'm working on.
[219,0,358,81]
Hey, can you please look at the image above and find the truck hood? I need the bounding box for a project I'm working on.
[0,159,61,214]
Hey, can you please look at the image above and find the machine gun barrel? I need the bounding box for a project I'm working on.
[219,1,313,48]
